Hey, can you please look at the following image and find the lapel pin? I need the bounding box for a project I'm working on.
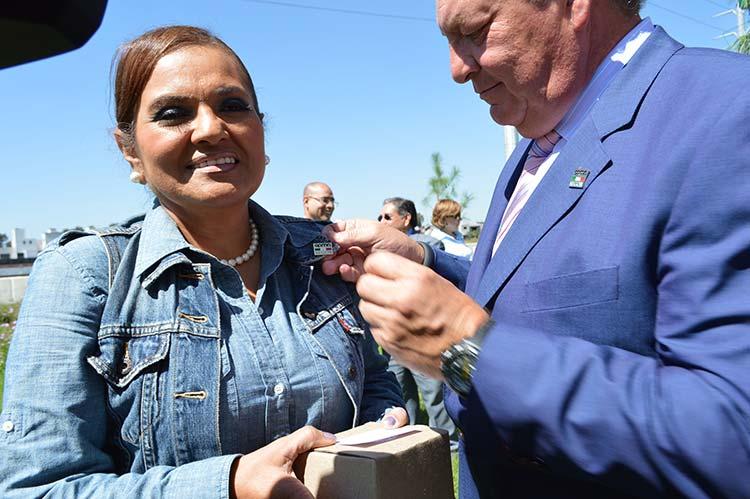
[313,241,336,257]
[569,168,590,189]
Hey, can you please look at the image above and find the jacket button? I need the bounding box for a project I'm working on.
[348,366,357,379]
[2,420,14,432]
[274,383,285,395]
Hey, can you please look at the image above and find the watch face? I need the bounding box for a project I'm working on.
[444,346,477,396]
[456,354,474,380]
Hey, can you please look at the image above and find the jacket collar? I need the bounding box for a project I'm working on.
[591,25,683,138]
[133,199,334,287]
[134,201,193,283]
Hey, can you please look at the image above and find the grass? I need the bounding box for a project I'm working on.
[0,302,19,406]
[417,393,460,497]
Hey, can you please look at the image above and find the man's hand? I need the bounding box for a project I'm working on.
[231,426,336,498]
[322,219,424,282]
[356,252,489,378]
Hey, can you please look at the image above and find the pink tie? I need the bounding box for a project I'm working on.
[492,130,562,255]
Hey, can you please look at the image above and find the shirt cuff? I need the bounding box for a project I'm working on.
[167,454,241,499]
[418,241,435,268]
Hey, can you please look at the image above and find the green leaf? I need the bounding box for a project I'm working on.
[732,33,750,54]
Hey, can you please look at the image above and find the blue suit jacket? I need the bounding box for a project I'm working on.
[438,27,750,498]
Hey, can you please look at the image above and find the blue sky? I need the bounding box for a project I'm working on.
[1,0,745,239]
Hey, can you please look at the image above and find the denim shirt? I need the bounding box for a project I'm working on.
[0,201,401,498]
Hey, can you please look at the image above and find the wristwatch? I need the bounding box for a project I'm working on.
[441,318,495,398]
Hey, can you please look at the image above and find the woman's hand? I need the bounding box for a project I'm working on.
[381,406,410,428]
[230,426,336,499]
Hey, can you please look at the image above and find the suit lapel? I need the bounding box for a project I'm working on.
[465,139,532,298]
[470,27,684,308]
[474,120,611,308]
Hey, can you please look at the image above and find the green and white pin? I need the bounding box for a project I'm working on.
[313,241,336,257]
[569,168,590,189]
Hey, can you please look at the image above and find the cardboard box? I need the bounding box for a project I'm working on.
[295,423,454,499]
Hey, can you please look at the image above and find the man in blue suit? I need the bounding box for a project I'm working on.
[323,0,750,496]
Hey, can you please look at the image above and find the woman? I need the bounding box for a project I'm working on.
[426,199,473,259]
[0,26,405,498]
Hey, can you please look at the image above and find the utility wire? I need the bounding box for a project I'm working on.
[244,0,729,35]
[648,1,726,32]
[699,0,731,9]
[242,0,435,23]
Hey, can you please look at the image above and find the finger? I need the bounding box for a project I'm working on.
[285,426,337,458]
[323,219,373,249]
[269,477,315,499]
[363,251,424,280]
[356,273,403,308]
[321,253,353,276]
[338,263,361,283]
[357,298,395,330]
[322,219,347,237]
[381,407,409,428]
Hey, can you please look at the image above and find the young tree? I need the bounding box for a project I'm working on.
[423,153,475,209]
[732,1,749,54]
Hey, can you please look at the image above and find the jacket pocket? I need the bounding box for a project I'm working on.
[300,295,366,380]
[523,266,619,312]
[87,331,170,452]
[87,332,170,389]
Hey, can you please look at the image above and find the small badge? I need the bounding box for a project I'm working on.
[313,241,336,257]
[569,168,590,189]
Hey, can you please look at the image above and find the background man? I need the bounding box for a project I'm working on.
[302,181,336,222]
[323,0,750,497]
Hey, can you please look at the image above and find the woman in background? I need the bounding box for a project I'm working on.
[426,198,473,259]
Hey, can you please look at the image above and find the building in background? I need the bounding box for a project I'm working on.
[10,228,41,259]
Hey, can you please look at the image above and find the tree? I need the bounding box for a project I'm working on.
[423,153,475,210]
[0,233,7,248]
[731,1,750,54]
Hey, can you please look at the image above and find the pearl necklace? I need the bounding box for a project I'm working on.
[220,219,259,267]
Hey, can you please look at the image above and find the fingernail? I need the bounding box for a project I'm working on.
[323,432,337,441]
[383,415,398,428]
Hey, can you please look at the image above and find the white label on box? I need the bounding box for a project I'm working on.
[337,426,417,446]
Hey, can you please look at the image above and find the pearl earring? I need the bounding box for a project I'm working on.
[264,155,270,166]
[129,171,146,184]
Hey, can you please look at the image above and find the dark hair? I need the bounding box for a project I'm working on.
[113,25,261,148]
[383,197,418,230]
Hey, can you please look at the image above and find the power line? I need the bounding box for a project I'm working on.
[242,0,435,23]
[648,1,726,32]
[699,0,731,9]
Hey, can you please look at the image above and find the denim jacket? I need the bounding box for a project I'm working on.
[0,201,401,498]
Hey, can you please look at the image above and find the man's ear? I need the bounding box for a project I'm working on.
[403,213,412,230]
[114,128,142,171]
[568,0,591,31]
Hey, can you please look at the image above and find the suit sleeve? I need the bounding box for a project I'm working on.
[464,106,750,497]
[431,248,471,291]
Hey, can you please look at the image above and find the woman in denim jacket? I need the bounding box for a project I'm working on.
[0,25,406,498]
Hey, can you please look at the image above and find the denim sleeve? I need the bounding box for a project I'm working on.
[348,288,404,423]
[0,245,238,498]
